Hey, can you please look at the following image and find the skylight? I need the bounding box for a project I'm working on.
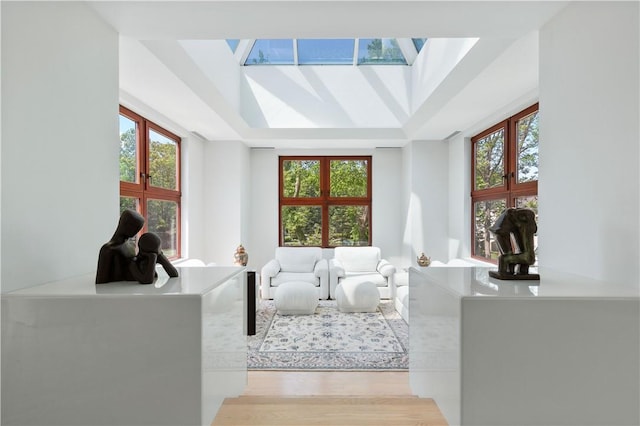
[234,38,427,66]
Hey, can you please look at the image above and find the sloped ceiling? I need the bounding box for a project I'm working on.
[90,1,567,147]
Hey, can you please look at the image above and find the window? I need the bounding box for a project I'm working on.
[471,103,538,262]
[119,106,181,259]
[279,156,371,247]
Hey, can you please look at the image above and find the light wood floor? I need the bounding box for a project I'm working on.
[212,371,448,425]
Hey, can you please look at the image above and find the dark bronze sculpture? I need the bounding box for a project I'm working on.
[129,232,179,284]
[96,209,178,284]
[488,208,540,281]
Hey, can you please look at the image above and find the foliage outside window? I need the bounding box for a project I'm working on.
[119,106,181,259]
[280,156,371,247]
[471,103,539,262]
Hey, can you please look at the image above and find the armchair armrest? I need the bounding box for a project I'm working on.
[329,258,345,277]
[377,259,396,277]
[314,259,328,277]
[261,259,281,278]
[328,258,345,300]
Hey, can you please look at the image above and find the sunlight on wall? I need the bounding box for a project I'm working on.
[402,192,424,257]
[245,74,317,127]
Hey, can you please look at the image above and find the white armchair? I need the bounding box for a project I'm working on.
[329,247,396,300]
[260,247,329,300]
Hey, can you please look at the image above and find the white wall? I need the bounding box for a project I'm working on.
[181,135,206,260]
[248,148,404,272]
[372,148,403,266]
[410,37,478,112]
[447,133,471,260]
[538,1,639,284]
[1,2,118,293]
[401,141,450,268]
[203,140,251,266]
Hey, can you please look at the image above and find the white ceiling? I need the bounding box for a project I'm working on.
[89,1,568,148]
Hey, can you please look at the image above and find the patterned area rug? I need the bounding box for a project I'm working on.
[248,300,408,370]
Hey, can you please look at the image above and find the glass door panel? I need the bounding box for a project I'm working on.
[328,205,369,246]
[281,205,322,246]
[282,159,320,198]
[473,198,507,260]
[474,128,505,190]
[148,129,178,191]
[119,115,138,184]
[146,199,178,258]
[516,111,539,184]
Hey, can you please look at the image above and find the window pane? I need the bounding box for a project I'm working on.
[474,199,507,260]
[281,206,321,246]
[412,38,427,52]
[282,160,320,198]
[330,159,368,197]
[516,111,539,184]
[357,38,407,65]
[297,39,355,65]
[474,128,505,190]
[119,196,140,214]
[119,115,138,183]
[329,205,369,246]
[226,39,240,52]
[147,199,178,258]
[515,195,539,264]
[148,129,178,191]
[245,39,294,65]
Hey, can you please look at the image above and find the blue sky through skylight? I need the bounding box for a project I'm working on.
[238,38,427,66]
[297,39,354,65]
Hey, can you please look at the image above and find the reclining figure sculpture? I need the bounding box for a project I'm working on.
[96,209,178,284]
[488,208,540,280]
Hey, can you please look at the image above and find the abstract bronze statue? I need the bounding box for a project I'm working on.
[96,209,179,284]
[488,208,540,280]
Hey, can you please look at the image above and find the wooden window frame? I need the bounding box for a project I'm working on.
[471,103,538,263]
[279,156,372,248]
[119,105,182,259]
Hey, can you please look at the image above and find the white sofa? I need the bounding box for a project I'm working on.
[261,247,329,300]
[329,247,396,300]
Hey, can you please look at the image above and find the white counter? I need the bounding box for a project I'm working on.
[1,266,247,426]
[409,266,640,426]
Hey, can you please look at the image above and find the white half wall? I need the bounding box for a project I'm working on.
[1,2,118,293]
[538,1,639,284]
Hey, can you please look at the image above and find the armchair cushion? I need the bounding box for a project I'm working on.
[276,247,320,273]
[272,272,319,287]
[334,247,380,272]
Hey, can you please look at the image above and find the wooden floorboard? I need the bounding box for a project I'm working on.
[212,371,448,426]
